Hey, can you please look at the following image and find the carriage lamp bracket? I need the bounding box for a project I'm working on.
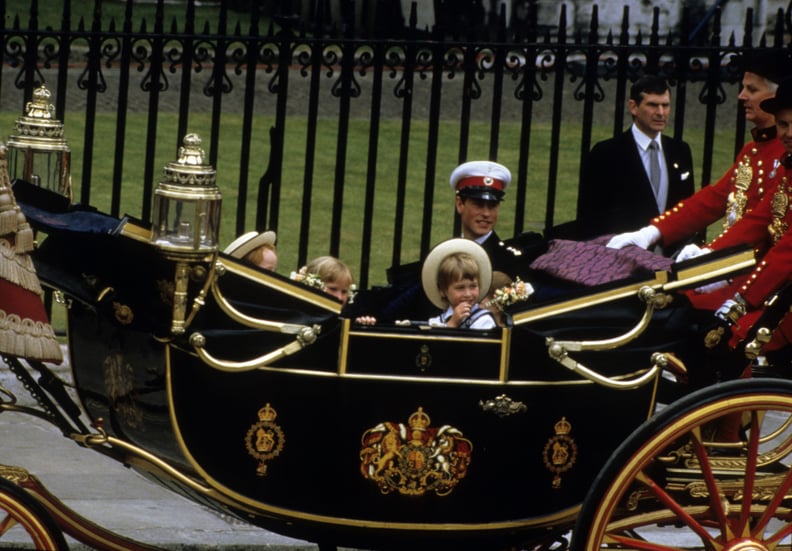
[545,286,668,389]
[188,324,321,372]
[167,257,216,337]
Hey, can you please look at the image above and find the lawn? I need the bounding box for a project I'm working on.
[0,107,739,285]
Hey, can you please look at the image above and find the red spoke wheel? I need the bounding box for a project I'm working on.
[0,475,67,550]
[572,378,792,550]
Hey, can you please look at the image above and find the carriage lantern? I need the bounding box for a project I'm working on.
[6,85,72,201]
[151,133,222,336]
[151,133,222,260]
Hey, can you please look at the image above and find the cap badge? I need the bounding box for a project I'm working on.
[483,177,493,186]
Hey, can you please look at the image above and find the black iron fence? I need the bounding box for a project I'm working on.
[1,0,791,287]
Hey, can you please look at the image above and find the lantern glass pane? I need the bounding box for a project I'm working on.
[7,147,70,196]
[152,194,221,253]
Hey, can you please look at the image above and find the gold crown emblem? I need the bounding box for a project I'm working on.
[733,155,753,191]
[258,403,277,422]
[554,416,571,435]
[409,407,431,431]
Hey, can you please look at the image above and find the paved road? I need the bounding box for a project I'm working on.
[0,353,327,551]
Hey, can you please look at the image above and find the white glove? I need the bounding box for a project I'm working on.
[606,225,661,250]
[694,279,730,294]
[676,244,712,262]
[715,293,747,325]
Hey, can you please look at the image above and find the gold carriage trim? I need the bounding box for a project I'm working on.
[245,403,285,476]
[542,417,578,489]
[359,407,472,497]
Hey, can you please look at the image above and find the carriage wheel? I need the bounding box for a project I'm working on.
[0,475,68,550]
[572,378,792,550]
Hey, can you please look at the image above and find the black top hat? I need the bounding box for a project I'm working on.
[760,77,792,114]
[742,48,792,84]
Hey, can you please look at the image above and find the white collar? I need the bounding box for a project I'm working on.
[474,230,493,245]
[631,124,661,152]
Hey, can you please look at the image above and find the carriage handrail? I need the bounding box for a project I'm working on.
[545,287,672,389]
[210,274,314,335]
[187,324,321,372]
[546,347,662,389]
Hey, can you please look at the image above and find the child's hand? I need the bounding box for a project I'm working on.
[355,315,377,326]
[447,301,472,327]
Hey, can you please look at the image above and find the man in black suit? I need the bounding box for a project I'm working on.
[576,75,695,249]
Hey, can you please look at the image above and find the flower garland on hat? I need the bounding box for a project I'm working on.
[290,266,325,291]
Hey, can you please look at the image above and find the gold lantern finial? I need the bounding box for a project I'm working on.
[6,85,72,200]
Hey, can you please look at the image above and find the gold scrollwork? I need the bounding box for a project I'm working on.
[704,325,725,349]
[0,464,32,484]
[542,417,578,489]
[103,352,143,429]
[478,394,527,417]
[113,302,134,325]
[244,403,285,476]
[360,407,472,497]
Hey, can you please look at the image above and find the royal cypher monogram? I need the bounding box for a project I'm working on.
[542,416,578,489]
[245,403,285,476]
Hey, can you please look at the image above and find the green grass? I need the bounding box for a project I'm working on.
[1,108,739,282]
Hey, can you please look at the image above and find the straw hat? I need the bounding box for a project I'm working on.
[223,230,277,258]
[421,238,492,309]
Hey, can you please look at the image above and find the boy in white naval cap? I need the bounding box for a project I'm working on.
[451,160,528,277]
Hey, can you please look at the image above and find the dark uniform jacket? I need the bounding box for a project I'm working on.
[576,129,695,241]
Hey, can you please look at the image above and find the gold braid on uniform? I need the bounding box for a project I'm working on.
[0,143,62,363]
[0,145,38,292]
[0,311,61,361]
[724,154,752,230]
[768,176,789,244]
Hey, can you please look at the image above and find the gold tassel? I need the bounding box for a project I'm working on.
[15,222,34,253]
[0,312,62,363]
[0,207,17,235]
[0,240,43,294]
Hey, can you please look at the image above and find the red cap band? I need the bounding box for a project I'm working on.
[455,175,505,193]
